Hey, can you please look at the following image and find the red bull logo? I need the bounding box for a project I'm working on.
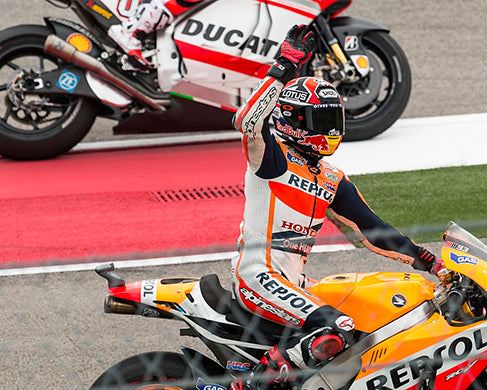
[276,120,302,138]
[297,131,329,152]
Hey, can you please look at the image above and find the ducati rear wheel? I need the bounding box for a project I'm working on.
[90,352,194,389]
[0,25,98,160]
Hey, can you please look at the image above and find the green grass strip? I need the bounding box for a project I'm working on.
[347,164,487,243]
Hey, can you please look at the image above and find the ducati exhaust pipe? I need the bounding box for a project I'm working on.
[43,35,168,111]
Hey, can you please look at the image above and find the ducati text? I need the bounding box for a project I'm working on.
[181,19,279,57]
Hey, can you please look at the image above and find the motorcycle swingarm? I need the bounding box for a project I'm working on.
[28,66,99,100]
[181,347,230,383]
[23,65,128,119]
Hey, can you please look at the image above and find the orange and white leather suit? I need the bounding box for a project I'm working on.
[231,75,426,331]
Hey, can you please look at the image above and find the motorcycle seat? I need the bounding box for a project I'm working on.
[199,274,233,314]
[200,274,296,337]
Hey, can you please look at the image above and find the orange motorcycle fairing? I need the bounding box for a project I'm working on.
[352,316,487,389]
[307,272,435,333]
[108,277,200,314]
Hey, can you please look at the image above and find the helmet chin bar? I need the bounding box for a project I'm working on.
[282,139,324,166]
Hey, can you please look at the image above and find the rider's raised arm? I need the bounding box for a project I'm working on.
[233,25,316,171]
[233,77,284,170]
[328,176,442,274]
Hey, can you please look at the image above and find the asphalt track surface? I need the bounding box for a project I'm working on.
[0,1,486,388]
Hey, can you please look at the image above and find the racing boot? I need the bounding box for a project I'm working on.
[231,345,296,390]
[108,0,173,70]
[231,333,344,390]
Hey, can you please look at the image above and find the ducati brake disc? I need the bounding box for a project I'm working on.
[7,66,45,113]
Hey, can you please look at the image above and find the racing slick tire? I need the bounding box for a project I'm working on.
[90,351,194,389]
[0,25,98,160]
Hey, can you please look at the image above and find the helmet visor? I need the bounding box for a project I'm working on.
[281,104,344,136]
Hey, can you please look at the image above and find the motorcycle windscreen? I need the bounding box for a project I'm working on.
[441,222,487,290]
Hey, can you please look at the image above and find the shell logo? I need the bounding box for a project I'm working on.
[356,56,369,69]
[67,34,92,53]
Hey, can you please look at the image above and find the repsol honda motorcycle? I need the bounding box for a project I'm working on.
[0,0,411,160]
[92,222,487,390]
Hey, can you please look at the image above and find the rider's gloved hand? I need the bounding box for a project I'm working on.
[267,24,316,84]
[413,246,445,276]
[280,24,316,67]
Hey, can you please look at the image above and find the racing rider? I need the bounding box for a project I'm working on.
[108,0,204,69]
[231,25,444,389]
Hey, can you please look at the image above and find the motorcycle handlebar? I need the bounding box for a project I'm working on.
[444,287,467,324]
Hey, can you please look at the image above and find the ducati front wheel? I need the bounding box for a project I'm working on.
[314,30,412,141]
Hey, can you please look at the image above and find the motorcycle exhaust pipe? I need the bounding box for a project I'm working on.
[104,295,137,314]
[43,35,168,112]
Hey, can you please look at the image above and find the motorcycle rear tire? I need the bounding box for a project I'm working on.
[90,351,193,389]
[334,31,411,141]
[0,25,98,160]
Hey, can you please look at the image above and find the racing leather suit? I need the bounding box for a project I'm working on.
[231,75,438,373]
[229,26,441,386]
[232,74,426,327]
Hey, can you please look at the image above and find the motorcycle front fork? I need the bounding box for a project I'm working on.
[313,17,357,84]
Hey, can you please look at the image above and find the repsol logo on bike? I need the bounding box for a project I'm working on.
[141,279,157,305]
[181,19,279,56]
[255,272,315,314]
[365,326,487,389]
[288,173,334,201]
[239,287,301,326]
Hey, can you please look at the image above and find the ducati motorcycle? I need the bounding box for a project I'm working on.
[0,0,411,160]
[92,222,487,390]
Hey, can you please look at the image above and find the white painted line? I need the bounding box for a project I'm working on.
[0,243,355,277]
[326,113,487,175]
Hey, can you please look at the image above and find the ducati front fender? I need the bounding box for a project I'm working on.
[330,16,390,43]
[328,16,390,76]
